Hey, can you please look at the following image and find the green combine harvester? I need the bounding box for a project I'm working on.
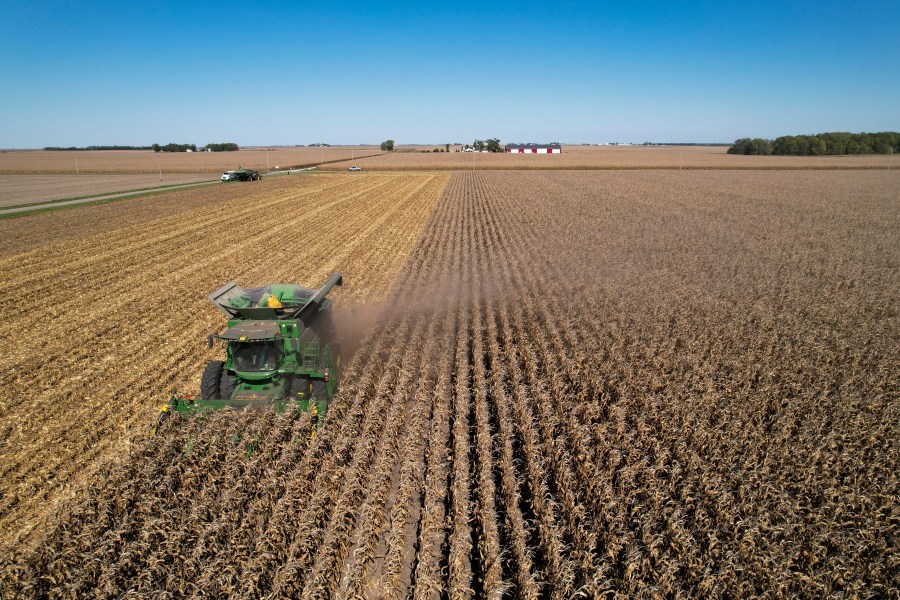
[158,272,343,432]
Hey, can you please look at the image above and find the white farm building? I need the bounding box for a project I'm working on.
[505,143,562,154]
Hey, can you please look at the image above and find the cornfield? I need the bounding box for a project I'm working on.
[1,170,897,598]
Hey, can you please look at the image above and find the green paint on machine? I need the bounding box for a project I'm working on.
[158,272,343,433]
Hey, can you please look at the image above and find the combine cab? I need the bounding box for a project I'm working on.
[159,272,343,431]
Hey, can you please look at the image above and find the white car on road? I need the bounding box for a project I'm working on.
[348,166,362,172]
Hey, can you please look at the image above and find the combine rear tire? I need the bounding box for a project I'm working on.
[200,360,224,399]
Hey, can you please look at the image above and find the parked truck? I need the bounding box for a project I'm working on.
[221,169,261,181]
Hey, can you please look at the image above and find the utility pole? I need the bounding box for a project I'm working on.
[266,149,270,172]
[157,152,162,186]
[75,153,79,175]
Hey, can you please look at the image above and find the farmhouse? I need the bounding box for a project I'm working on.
[505,143,562,154]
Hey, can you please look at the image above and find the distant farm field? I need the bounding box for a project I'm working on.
[2,169,897,597]
[0,173,216,207]
[2,146,896,178]
[322,144,898,170]
[0,147,384,174]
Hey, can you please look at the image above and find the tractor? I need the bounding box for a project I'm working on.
[158,272,343,432]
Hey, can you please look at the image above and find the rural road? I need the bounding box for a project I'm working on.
[0,179,219,216]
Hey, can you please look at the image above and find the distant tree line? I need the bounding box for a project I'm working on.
[204,142,239,152]
[151,142,239,152]
[465,139,503,152]
[152,143,197,152]
[45,143,241,152]
[728,132,899,156]
[44,145,152,151]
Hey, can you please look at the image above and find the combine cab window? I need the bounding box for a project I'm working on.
[233,342,279,372]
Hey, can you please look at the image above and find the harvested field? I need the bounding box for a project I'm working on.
[3,169,897,598]
[321,144,898,170]
[0,173,216,207]
[0,147,384,174]
[0,172,448,547]
[4,146,894,176]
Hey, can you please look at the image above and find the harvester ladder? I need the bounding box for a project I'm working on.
[303,342,320,368]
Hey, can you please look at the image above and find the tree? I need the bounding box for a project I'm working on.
[741,131,897,156]
[473,139,486,151]
[162,143,194,152]
[486,138,502,152]
[809,137,826,156]
[727,138,752,154]
[872,133,893,154]
[727,137,771,155]
[204,142,239,152]
[750,138,772,155]
[152,143,161,153]
[772,136,798,155]
[445,143,450,152]
[380,139,395,151]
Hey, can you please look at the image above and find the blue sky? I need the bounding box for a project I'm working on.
[2,1,898,147]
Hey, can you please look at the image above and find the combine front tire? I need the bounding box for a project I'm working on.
[310,380,329,430]
[310,380,328,402]
[220,370,237,400]
[200,360,225,399]
[288,377,309,403]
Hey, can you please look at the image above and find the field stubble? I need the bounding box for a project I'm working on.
[3,169,898,598]
[0,174,218,207]
[0,172,448,548]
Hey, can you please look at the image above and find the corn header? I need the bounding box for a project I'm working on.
[158,272,343,431]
